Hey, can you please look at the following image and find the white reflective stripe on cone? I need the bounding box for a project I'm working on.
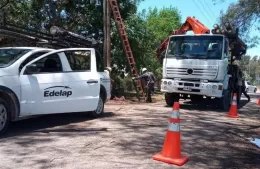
[232,101,237,105]
[170,110,180,119]
[168,122,180,132]
[233,96,237,101]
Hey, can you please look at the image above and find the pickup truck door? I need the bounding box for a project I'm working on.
[19,48,100,116]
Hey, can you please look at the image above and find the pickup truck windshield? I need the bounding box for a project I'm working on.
[0,48,31,67]
[167,35,224,59]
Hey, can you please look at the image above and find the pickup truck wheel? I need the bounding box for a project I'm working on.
[91,96,104,118]
[218,90,231,111]
[0,98,10,135]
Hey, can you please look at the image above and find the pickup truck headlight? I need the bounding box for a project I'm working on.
[163,81,167,85]
[168,81,172,85]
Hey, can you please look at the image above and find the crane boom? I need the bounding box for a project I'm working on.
[156,16,210,60]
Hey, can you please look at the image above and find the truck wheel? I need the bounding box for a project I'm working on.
[91,96,104,118]
[165,93,179,106]
[219,90,231,111]
[0,98,10,135]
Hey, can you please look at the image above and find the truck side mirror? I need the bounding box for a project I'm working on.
[25,64,38,74]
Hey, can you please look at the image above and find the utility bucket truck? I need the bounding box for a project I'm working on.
[157,17,247,110]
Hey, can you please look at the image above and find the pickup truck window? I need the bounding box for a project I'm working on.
[24,54,63,74]
[19,52,48,72]
[35,54,63,73]
[0,48,31,67]
[65,50,91,71]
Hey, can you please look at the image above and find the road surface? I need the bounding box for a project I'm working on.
[0,94,259,169]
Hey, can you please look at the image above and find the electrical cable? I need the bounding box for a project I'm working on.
[192,0,212,26]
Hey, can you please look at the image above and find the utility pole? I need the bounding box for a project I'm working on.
[103,0,107,67]
[103,0,111,68]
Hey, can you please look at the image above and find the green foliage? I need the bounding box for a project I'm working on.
[238,55,260,84]
[111,6,181,80]
[216,0,260,48]
[144,6,181,42]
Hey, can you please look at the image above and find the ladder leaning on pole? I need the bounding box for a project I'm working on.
[108,0,145,101]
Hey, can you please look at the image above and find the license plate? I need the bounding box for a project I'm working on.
[183,86,192,91]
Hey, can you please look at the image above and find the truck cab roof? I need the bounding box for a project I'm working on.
[169,34,225,38]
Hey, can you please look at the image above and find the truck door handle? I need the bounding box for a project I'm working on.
[87,80,98,84]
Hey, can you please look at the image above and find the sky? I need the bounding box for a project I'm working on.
[137,0,260,56]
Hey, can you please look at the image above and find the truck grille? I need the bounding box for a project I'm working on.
[166,67,218,79]
[178,82,200,87]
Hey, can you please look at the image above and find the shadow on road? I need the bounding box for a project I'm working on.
[163,99,250,112]
[102,103,260,169]
[0,112,114,139]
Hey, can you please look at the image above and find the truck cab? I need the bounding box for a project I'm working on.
[0,47,111,134]
[161,34,232,109]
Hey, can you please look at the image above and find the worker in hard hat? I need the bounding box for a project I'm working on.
[133,68,156,103]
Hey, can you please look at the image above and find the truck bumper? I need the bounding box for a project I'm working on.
[160,79,223,98]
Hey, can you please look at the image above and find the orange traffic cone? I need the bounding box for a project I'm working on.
[152,102,189,166]
[226,93,239,118]
[257,98,260,106]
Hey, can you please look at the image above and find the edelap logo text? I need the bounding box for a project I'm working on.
[44,86,72,97]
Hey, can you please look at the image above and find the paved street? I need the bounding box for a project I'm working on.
[0,94,259,169]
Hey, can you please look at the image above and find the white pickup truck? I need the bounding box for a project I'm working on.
[0,47,111,134]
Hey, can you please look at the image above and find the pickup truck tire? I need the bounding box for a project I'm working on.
[218,90,231,111]
[91,96,104,118]
[0,98,10,135]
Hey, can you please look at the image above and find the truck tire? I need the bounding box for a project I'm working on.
[218,90,231,111]
[165,93,179,106]
[91,96,104,118]
[0,98,10,135]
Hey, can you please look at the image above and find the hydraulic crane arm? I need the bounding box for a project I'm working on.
[156,16,210,60]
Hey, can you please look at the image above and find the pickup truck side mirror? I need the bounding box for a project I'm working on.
[25,64,38,74]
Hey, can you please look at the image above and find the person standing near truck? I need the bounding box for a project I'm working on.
[238,69,250,102]
[133,68,156,103]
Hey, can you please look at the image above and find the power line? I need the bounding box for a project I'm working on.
[192,0,212,26]
[198,0,215,22]
[203,0,218,19]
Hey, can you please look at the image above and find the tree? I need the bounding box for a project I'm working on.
[215,0,260,48]
[110,6,181,79]
[0,1,182,81]
[144,6,182,42]
[237,54,260,84]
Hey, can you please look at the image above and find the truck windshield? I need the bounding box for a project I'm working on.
[166,35,224,59]
[0,48,31,67]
